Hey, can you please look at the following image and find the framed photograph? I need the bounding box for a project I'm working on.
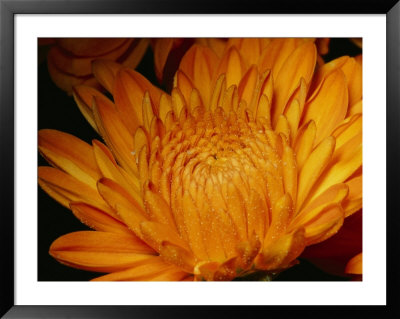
[1,0,398,317]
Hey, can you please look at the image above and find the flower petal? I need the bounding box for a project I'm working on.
[69,202,133,235]
[92,95,139,177]
[72,85,113,132]
[91,59,122,94]
[296,136,335,211]
[302,69,348,144]
[113,68,162,134]
[272,41,317,126]
[38,129,101,189]
[49,231,156,272]
[91,257,186,281]
[38,166,114,217]
[345,252,362,275]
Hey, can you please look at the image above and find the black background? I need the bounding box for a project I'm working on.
[38,38,362,281]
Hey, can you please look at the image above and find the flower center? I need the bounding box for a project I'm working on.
[145,107,286,265]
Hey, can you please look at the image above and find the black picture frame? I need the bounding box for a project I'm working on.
[1,0,399,317]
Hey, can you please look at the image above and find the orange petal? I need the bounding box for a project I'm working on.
[258,38,298,78]
[38,166,112,214]
[48,39,133,76]
[153,38,175,80]
[96,178,147,237]
[56,38,127,56]
[144,183,177,230]
[72,85,113,131]
[340,57,362,108]
[70,202,133,235]
[91,59,122,94]
[113,68,162,134]
[159,241,197,273]
[92,140,141,202]
[181,191,208,260]
[257,228,305,271]
[308,56,349,100]
[140,221,191,253]
[296,136,336,211]
[49,230,155,272]
[238,65,259,110]
[303,69,348,144]
[178,44,219,105]
[47,53,101,94]
[38,129,101,189]
[294,120,316,170]
[282,137,298,203]
[302,203,345,245]
[345,253,362,274]
[296,183,349,222]
[272,41,317,126]
[92,96,139,177]
[227,38,264,66]
[120,38,150,70]
[312,131,362,200]
[215,46,246,89]
[92,257,185,281]
[342,176,362,217]
[267,193,293,241]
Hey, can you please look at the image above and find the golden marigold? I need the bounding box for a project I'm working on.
[38,38,362,281]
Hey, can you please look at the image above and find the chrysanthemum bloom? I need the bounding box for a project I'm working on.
[38,38,362,281]
[40,38,149,94]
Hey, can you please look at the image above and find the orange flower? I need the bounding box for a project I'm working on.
[39,38,362,281]
[40,38,149,94]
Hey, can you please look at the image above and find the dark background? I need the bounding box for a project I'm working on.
[38,38,362,281]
